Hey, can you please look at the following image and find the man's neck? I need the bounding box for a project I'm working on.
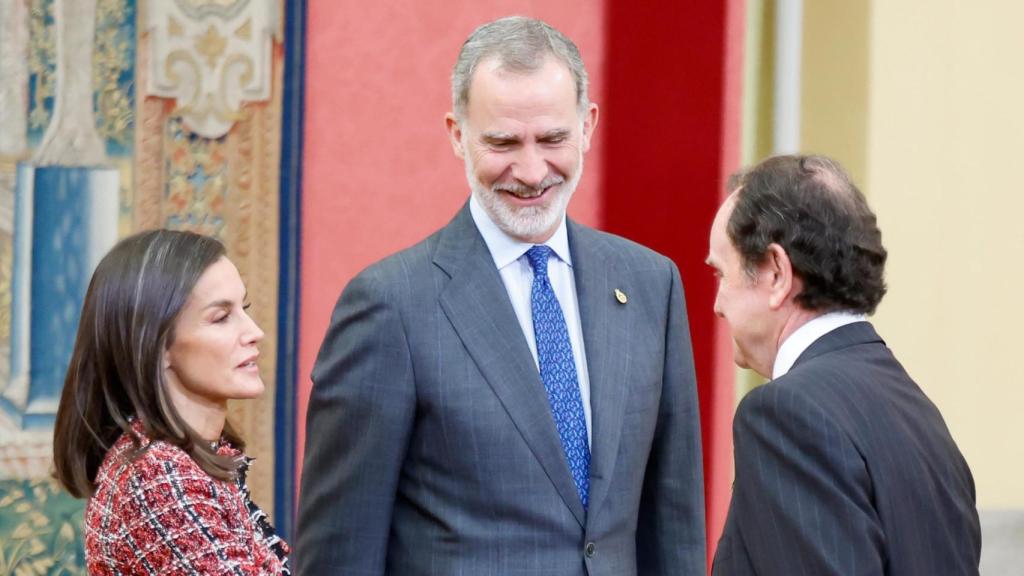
[770,310,867,379]
[468,194,571,268]
[774,307,822,355]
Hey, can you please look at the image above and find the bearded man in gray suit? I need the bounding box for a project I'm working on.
[708,154,981,575]
[295,16,706,576]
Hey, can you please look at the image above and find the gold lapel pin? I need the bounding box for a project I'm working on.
[614,289,628,304]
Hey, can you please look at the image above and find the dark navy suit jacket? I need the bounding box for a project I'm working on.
[713,321,980,575]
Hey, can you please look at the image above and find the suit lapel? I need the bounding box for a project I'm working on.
[435,204,586,527]
[568,222,630,526]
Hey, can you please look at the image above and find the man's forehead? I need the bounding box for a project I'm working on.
[468,55,573,96]
[722,189,741,211]
[706,230,730,265]
[477,56,517,76]
[708,198,740,263]
[712,196,736,230]
[480,126,572,139]
[476,53,562,77]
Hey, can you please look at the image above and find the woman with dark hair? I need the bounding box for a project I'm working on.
[52,229,290,575]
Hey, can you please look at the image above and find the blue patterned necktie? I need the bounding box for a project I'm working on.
[525,245,590,509]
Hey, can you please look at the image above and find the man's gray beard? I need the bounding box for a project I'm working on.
[465,153,583,242]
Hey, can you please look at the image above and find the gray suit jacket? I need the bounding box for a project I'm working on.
[713,322,981,575]
[296,203,706,575]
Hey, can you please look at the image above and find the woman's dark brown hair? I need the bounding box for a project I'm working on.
[53,229,246,498]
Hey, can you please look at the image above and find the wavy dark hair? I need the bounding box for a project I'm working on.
[53,229,246,498]
[726,154,888,314]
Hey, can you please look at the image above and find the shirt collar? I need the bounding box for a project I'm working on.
[772,311,866,379]
[469,194,572,269]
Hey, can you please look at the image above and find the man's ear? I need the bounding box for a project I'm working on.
[445,113,466,160]
[764,243,796,309]
[581,102,599,152]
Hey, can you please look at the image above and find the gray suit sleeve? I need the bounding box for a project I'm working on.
[731,383,885,575]
[295,270,415,575]
[636,262,707,575]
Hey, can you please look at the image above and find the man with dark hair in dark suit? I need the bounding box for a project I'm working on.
[707,154,981,575]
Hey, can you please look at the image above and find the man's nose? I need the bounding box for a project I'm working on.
[511,145,548,188]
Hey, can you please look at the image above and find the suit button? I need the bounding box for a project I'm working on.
[585,542,596,558]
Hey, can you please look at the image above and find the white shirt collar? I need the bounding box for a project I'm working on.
[469,194,572,269]
[772,311,866,379]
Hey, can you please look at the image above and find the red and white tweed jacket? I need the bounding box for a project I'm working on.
[84,423,290,575]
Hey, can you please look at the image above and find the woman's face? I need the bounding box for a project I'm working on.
[164,257,265,414]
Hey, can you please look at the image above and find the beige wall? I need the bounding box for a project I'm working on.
[804,0,1024,508]
[801,0,869,185]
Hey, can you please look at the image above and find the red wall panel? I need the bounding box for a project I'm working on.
[601,0,743,561]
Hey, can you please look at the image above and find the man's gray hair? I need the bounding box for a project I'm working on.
[451,16,590,120]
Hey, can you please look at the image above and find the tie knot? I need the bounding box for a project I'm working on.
[526,245,553,278]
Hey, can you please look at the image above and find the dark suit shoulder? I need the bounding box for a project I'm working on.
[742,331,981,574]
[728,368,888,576]
[734,376,832,432]
[755,331,972,502]
[772,328,899,394]
[749,348,890,451]
[733,363,875,471]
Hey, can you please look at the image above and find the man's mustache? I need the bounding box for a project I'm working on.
[493,174,565,196]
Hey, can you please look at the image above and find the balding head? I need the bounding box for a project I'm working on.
[725,154,888,314]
